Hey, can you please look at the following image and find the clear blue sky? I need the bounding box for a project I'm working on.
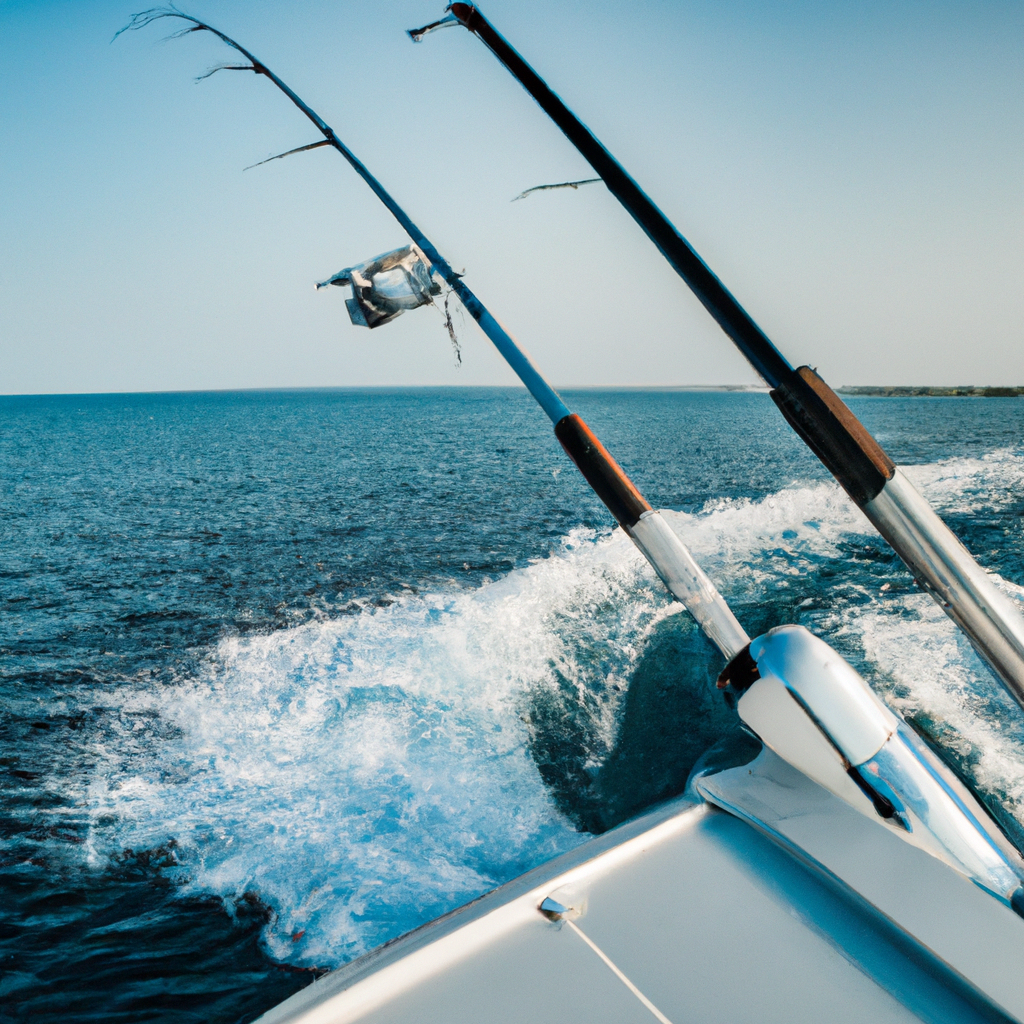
[1,0,1022,394]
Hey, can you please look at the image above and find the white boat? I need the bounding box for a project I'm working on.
[256,743,1024,1024]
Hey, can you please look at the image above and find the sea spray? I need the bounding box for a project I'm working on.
[84,527,674,964]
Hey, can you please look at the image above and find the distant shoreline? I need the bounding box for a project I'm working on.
[837,386,1024,398]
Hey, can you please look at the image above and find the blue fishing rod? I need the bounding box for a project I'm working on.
[411,4,1024,711]
[119,7,749,661]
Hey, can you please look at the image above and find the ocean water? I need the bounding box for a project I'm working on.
[2,387,1024,1022]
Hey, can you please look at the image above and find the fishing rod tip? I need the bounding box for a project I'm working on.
[407,12,461,42]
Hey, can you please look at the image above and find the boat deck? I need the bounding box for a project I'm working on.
[258,752,1024,1024]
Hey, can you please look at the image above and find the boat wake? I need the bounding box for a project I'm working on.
[82,450,1024,968]
[84,527,672,965]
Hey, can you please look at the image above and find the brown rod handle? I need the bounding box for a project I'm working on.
[771,366,894,506]
[554,414,651,528]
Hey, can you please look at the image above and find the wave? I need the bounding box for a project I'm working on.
[84,527,674,965]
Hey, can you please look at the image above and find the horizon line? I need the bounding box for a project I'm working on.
[0,383,772,400]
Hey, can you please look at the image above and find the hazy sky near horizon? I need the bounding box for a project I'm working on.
[2,0,1022,394]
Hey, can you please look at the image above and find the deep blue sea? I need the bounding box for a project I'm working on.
[3,387,1024,1023]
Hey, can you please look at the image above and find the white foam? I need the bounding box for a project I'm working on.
[85,527,676,965]
[902,449,1024,516]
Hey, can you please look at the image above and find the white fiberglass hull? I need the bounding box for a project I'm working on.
[256,749,1024,1024]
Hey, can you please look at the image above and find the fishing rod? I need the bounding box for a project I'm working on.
[119,6,748,662]
[411,4,1024,711]
[123,7,1024,909]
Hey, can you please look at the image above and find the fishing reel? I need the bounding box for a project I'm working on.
[717,625,1024,915]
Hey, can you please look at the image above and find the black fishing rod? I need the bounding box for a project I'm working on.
[121,7,749,662]
[411,4,1024,709]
